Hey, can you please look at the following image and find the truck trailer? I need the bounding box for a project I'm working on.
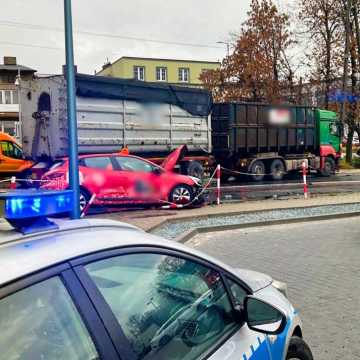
[0,73,341,184]
[16,73,212,180]
[212,103,342,181]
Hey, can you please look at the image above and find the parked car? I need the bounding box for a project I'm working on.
[0,191,313,360]
[0,132,33,174]
[40,149,202,210]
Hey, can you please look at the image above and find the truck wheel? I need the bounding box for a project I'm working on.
[169,184,194,205]
[270,159,285,181]
[320,157,335,177]
[186,161,204,180]
[286,336,313,360]
[250,160,265,182]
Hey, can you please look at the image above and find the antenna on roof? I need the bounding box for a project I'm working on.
[102,58,111,70]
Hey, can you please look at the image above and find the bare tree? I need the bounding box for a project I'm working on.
[299,0,342,109]
[200,0,294,103]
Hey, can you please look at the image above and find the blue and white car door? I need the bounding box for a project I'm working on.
[208,326,271,360]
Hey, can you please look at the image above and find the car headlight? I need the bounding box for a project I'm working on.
[272,279,288,298]
[189,176,201,186]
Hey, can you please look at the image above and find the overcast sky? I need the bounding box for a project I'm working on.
[0,0,256,75]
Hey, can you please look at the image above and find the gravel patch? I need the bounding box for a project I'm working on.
[151,202,360,240]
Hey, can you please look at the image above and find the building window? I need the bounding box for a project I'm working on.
[0,74,16,83]
[4,91,11,104]
[0,90,17,104]
[179,68,189,82]
[156,67,167,81]
[133,66,145,81]
[12,91,18,104]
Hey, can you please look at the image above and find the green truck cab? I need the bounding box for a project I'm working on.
[316,109,342,153]
[315,109,342,176]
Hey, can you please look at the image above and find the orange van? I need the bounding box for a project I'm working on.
[0,132,33,174]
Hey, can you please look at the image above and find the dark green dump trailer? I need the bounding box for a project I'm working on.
[212,103,342,181]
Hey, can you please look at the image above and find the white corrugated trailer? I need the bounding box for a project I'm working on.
[19,74,213,178]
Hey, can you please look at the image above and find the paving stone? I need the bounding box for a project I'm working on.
[187,217,360,360]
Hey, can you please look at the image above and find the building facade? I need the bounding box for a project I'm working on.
[0,57,36,137]
[96,56,220,87]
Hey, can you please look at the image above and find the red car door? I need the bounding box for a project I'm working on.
[113,155,162,204]
[80,156,129,202]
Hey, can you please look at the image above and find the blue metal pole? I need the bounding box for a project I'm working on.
[64,0,80,219]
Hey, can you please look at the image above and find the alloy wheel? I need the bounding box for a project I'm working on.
[172,186,191,204]
[79,193,88,212]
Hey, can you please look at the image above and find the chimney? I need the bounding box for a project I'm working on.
[102,63,109,70]
[4,56,17,65]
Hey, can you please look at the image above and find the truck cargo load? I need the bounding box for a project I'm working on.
[212,103,317,156]
[19,74,212,160]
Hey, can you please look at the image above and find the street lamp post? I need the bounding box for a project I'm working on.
[15,69,22,142]
[64,0,80,219]
[217,41,230,57]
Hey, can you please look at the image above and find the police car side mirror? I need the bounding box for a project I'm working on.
[244,296,286,335]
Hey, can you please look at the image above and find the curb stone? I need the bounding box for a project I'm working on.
[149,203,360,243]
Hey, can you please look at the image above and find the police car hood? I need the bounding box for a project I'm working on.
[233,268,273,292]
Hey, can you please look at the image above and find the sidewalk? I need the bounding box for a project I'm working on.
[93,192,360,231]
[338,168,360,175]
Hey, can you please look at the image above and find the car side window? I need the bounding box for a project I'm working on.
[0,276,98,359]
[13,144,23,159]
[0,141,22,159]
[227,278,248,306]
[83,156,113,170]
[116,156,154,173]
[85,253,238,360]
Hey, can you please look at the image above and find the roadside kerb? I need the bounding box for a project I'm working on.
[147,201,360,233]
[148,203,360,243]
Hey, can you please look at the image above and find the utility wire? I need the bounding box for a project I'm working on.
[0,20,223,49]
[0,40,63,51]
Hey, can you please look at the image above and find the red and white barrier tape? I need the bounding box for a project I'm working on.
[220,165,284,177]
[302,161,308,199]
[9,176,17,189]
[81,193,97,218]
[216,164,221,205]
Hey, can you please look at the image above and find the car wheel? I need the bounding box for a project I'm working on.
[320,157,335,177]
[169,184,194,205]
[250,160,265,182]
[79,188,91,212]
[286,336,313,360]
[270,159,285,181]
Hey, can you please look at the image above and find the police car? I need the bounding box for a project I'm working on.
[0,190,313,360]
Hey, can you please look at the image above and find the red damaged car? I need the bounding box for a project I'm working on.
[40,149,202,211]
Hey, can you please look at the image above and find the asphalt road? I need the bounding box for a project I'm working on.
[187,217,360,360]
[209,172,360,202]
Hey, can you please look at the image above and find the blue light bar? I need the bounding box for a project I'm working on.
[0,190,73,234]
